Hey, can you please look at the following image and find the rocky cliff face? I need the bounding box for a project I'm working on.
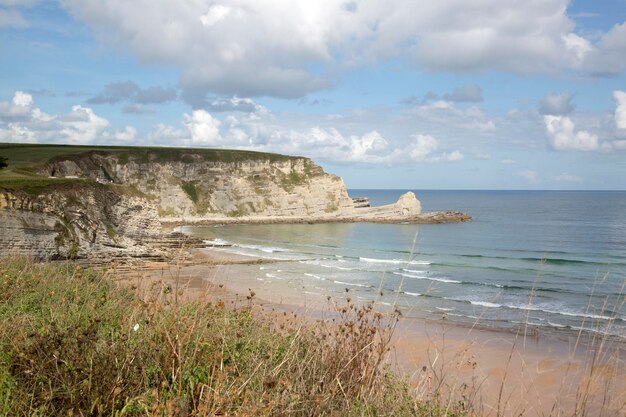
[0,183,164,260]
[42,150,354,219]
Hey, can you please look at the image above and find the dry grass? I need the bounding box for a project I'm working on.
[0,257,471,417]
[392,272,626,417]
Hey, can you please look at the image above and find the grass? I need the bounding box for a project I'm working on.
[0,258,468,417]
[181,181,199,204]
[0,143,301,177]
[281,170,309,192]
[0,177,88,193]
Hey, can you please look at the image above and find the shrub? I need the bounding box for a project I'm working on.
[0,258,450,417]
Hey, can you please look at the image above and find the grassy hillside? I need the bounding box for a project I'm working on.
[0,143,301,185]
[0,258,467,416]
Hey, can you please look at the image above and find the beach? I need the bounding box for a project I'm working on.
[113,248,626,417]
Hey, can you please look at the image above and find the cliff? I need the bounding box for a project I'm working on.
[41,149,355,219]
[0,182,168,261]
[0,144,470,260]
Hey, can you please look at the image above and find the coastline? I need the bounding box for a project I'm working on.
[113,248,626,417]
[158,210,472,226]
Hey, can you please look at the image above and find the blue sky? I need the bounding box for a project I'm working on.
[1,0,626,190]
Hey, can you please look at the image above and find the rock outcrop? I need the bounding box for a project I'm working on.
[42,150,354,219]
[0,183,168,261]
[1,147,470,260]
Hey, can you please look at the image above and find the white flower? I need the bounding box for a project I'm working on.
[133,323,139,332]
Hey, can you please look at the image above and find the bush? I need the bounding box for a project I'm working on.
[0,258,457,417]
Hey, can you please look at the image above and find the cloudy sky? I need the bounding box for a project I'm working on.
[1,0,626,189]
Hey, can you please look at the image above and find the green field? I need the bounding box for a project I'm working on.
[0,143,301,189]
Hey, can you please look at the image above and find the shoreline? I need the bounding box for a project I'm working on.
[112,249,625,417]
[158,210,472,226]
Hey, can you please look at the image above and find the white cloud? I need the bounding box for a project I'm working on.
[543,115,599,151]
[553,173,582,183]
[183,110,222,145]
[501,159,516,164]
[562,33,591,61]
[0,91,133,145]
[0,123,36,143]
[200,4,233,27]
[583,22,626,76]
[60,0,626,99]
[0,8,29,28]
[0,91,33,118]
[103,126,137,142]
[539,92,575,115]
[614,90,626,130]
[59,106,111,144]
[12,91,33,107]
[442,83,483,103]
[438,150,464,162]
[519,170,539,183]
[407,134,438,161]
[206,96,268,113]
[404,134,463,163]
[145,105,465,164]
[349,131,389,162]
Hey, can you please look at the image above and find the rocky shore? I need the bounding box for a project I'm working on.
[0,145,471,261]
[159,192,472,226]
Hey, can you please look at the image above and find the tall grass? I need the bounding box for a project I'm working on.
[0,258,469,417]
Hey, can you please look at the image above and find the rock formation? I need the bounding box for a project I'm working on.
[0,147,470,260]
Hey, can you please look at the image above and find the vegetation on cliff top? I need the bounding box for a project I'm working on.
[0,258,469,417]
[0,143,313,197]
[0,143,302,177]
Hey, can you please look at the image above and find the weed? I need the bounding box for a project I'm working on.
[0,257,450,417]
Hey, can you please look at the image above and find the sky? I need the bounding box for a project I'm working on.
[1,0,626,190]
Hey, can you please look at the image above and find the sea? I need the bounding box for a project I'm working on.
[183,190,626,340]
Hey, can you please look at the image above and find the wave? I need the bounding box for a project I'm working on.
[542,309,615,321]
[393,272,461,284]
[445,298,621,322]
[298,260,356,271]
[234,243,291,253]
[304,273,325,281]
[333,280,372,288]
[470,300,501,308]
[403,291,422,297]
[203,238,231,246]
[211,248,289,261]
[360,257,430,266]
[401,268,429,275]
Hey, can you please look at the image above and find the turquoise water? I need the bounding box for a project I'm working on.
[186,190,626,339]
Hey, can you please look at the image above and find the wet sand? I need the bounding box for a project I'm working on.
[113,249,626,417]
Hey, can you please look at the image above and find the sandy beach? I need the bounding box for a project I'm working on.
[112,249,626,417]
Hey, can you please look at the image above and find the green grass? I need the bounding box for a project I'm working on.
[181,181,199,204]
[0,258,469,417]
[0,143,300,175]
[0,177,91,195]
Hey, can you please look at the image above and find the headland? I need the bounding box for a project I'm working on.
[0,143,470,261]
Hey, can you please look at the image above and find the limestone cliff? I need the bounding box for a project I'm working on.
[42,149,354,219]
[0,183,165,260]
[0,146,469,260]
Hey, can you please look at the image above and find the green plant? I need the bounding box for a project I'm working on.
[227,204,248,217]
[0,156,8,170]
[0,258,444,417]
[181,181,199,204]
[158,207,176,217]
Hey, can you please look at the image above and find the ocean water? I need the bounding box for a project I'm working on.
[185,190,626,339]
